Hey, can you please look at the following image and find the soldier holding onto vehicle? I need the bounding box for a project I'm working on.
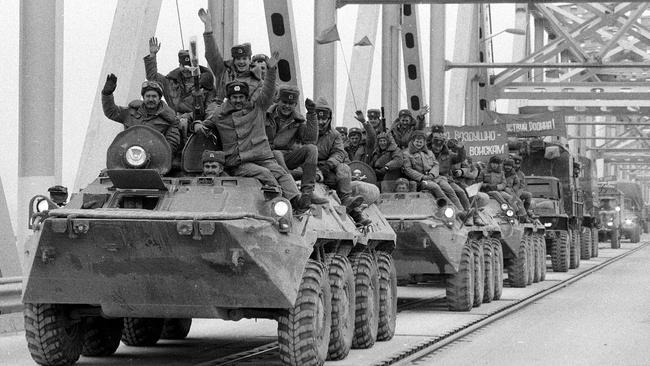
[368,131,403,182]
[390,107,428,149]
[510,154,534,216]
[428,124,471,212]
[480,156,527,220]
[346,111,377,163]
[102,75,181,153]
[265,85,328,206]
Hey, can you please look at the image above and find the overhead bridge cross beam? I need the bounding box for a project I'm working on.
[337,1,650,5]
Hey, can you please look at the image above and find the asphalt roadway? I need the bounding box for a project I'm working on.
[1,238,649,365]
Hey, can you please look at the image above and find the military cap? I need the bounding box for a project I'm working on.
[48,185,68,194]
[252,53,269,63]
[410,129,428,141]
[510,153,523,162]
[178,50,191,66]
[503,158,514,167]
[140,80,164,97]
[231,43,252,58]
[489,155,502,164]
[335,126,348,136]
[348,127,363,137]
[367,109,381,119]
[398,109,412,118]
[430,124,445,135]
[377,131,391,141]
[278,85,300,103]
[202,150,225,164]
[395,177,409,186]
[225,80,249,97]
[314,97,332,119]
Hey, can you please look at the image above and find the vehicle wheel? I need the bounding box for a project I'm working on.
[611,229,621,249]
[591,228,599,258]
[82,317,123,357]
[471,240,484,307]
[537,235,547,281]
[350,252,379,349]
[482,239,494,303]
[278,259,331,366]
[446,242,475,311]
[569,229,580,269]
[376,252,397,342]
[24,303,83,366]
[580,228,592,260]
[160,318,192,340]
[490,238,503,300]
[526,235,534,285]
[121,318,164,346]
[532,235,542,283]
[325,254,355,360]
[631,227,641,243]
[508,237,528,287]
[551,230,570,272]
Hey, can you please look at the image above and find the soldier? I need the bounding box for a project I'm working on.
[101,75,181,153]
[202,150,226,177]
[393,178,410,193]
[390,106,428,149]
[143,37,216,116]
[199,8,262,102]
[366,108,384,133]
[265,85,328,206]
[428,125,471,211]
[314,97,369,225]
[480,156,527,219]
[347,110,377,163]
[47,185,68,207]
[335,126,349,148]
[511,154,534,215]
[368,131,403,182]
[194,51,310,211]
[503,158,529,220]
[402,130,463,210]
[251,54,269,79]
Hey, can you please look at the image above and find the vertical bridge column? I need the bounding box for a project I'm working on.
[430,4,445,125]
[382,4,401,128]
[314,0,337,118]
[209,0,238,63]
[263,0,303,97]
[401,4,426,117]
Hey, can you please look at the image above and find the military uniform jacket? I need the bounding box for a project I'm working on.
[402,142,439,182]
[515,170,528,190]
[102,95,181,152]
[265,105,318,150]
[390,116,426,149]
[480,166,507,191]
[204,65,277,167]
[346,122,377,163]
[203,31,263,102]
[434,145,466,177]
[504,170,521,191]
[369,137,402,172]
[317,129,349,167]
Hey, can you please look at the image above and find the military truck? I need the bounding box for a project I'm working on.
[613,181,645,243]
[598,184,624,249]
[23,126,397,366]
[577,156,599,258]
[509,138,584,271]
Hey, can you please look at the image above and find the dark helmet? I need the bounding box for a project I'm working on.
[140,81,163,98]
[503,158,514,167]
[489,155,502,164]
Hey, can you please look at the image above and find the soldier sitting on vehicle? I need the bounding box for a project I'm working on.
[346,111,377,163]
[48,185,68,207]
[199,8,263,102]
[368,131,403,183]
[265,85,328,206]
[510,154,534,216]
[402,130,464,211]
[480,156,527,220]
[393,178,410,193]
[366,108,384,133]
[390,106,428,149]
[314,97,370,225]
[428,124,471,212]
[102,75,181,153]
[193,51,310,211]
[201,150,227,177]
[251,54,269,79]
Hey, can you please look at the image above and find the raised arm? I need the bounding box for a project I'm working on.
[101,74,129,123]
[255,51,279,110]
[299,98,318,144]
[199,8,226,78]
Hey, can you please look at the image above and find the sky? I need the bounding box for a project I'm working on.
[0,0,516,231]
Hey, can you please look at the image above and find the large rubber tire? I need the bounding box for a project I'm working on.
[446,243,475,311]
[471,240,484,307]
[537,235,547,281]
[569,229,581,269]
[580,228,592,260]
[351,252,379,349]
[121,318,164,347]
[591,228,599,258]
[24,303,83,366]
[326,254,355,360]
[611,229,621,249]
[551,231,570,272]
[82,317,123,357]
[160,318,192,340]
[278,259,332,366]
[482,240,495,303]
[490,238,504,300]
[532,235,542,283]
[376,252,397,342]
[526,235,534,285]
[508,237,528,288]
[631,227,641,243]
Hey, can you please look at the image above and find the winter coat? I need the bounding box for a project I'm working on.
[204,64,277,167]
[102,95,181,152]
[515,169,528,190]
[504,170,521,191]
[265,105,317,150]
[480,165,507,191]
[203,31,263,102]
[390,115,426,149]
[143,54,216,115]
[434,145,466,177]
[369,134,402,172]
[346,122,377,163]
[401,142,439,182]
[317,128,349,167]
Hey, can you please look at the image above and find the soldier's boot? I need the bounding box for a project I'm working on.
[301,185,329,205]
[290,194,312,213]
[341,194,364,210]
[348,207,372,226]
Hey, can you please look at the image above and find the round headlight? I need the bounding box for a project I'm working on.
[273,201,290,216]
[544,222,552,227]
[36,198,51,212]
[506,209,514,217]
[615,206,621,212]
[624,219,632,224]
[125,145,148,168]
[443,207,455,219]
[500,203,509,211]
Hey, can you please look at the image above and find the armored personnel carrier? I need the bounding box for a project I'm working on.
[597,184,623,249]
[22,126,396,366]
[613,181,645,243]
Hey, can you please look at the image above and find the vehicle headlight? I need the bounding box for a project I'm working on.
[624,218,632,225]
[36,198,51,212]
[544,222,552,227]
[125,145,148,168]
[500,203,509,211]
[273,201,290,216]
[443,207,455,219]
[607,222,613,226]
[506,209,514,217]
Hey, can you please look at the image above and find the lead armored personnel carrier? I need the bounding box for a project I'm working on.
[23,126,396,366]
[597,183,624,249]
